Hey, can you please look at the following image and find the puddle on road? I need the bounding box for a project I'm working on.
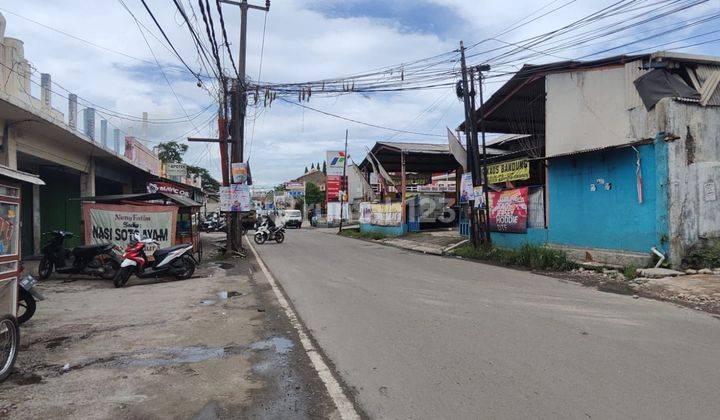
[248,337,294,355]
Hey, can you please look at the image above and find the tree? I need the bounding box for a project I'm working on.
[294,197,305,211]
[322,161,327,174]
[304,166,308,173]
[305,182,324,206]
[187,165,220,193]
[311,163,315,170]
[157,141,188,164]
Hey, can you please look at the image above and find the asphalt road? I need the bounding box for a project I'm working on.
[253,228,720,419]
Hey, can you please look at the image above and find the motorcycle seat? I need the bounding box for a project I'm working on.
[153,244,190,262]
[72,243,112,256]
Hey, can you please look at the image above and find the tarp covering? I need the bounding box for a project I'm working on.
[634,69,700,110]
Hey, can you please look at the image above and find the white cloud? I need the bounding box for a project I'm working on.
[2,0,718,186]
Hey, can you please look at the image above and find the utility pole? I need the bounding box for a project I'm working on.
[458,41,480,248]
[219,0,270,253]
[338,129,349,233]
[475,64,492,245]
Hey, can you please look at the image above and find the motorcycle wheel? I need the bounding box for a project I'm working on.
[0,315,19,382]
[175,255,195,280]
[17,289,36,325]
[101,259,120,280]
[114,267,132,288]
[275,232,285,244]
[38,257,53,280]
[254,233,266,245]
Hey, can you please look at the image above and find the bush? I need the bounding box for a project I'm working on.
[622,265,638,280]
[683,240,720,269]
[453,243,577,271]
[338,228,386,240]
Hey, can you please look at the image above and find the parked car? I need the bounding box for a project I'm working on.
[281,209,303,228]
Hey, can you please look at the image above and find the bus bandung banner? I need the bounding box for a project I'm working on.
[83,203,178,249]
[487,159,530,184]
[488,187,529,233]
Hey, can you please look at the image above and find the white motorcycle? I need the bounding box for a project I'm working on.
[114,234,196,287]
[253,219,286,245]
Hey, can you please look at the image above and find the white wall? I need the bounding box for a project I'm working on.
[546,66,633,156]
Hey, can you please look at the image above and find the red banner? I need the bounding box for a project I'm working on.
[326,175,345,202]
[489,187,529,233]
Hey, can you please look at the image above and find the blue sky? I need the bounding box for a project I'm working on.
[2,0,719,187]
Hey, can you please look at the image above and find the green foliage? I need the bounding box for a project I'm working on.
[322,161,327,174]
[453,243,578,271]
[683,240,720,269]
[274,184,286,192]
[339,228,386,240]
[311,163,315,169]
[157,141,188,164]
[622,265,638,280]
[305,182,325,205]
[187,165,220,193]
[294,197,305,211]
[304,166,309,173]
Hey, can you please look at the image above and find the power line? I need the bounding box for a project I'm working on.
[277,97,444,138]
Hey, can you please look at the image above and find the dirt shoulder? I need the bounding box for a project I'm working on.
[1,235,338,419]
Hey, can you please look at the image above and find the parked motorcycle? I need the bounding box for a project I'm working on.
[0,315,19,381]
[114,234,196,288]
[17,270,44,325]
[253,219,285,245]
[38,231,121,280]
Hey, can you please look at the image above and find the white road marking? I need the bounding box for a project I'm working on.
[246,239,361,420]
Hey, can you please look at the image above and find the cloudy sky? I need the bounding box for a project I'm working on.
[2,0,718,187]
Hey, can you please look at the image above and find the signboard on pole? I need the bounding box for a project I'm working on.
[83,203,177,249]
[359,202,372,224]
[231,162,249,184]
[326,175,344,201]
[459,172,473,203]
[488,187,529,233]
[219,184,252,212]
[326,151,346,176]
[487,159,530,184]
[166,163,187,177]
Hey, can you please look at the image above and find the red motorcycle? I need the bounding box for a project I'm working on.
[114,235,195,288]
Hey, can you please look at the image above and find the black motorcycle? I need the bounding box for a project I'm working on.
[38,231,121,280]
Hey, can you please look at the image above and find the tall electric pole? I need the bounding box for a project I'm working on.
[338,129,349,233]
[458,41,480,248]
[219,0,270,253]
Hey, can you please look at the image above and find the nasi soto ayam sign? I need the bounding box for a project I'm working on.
[83,203,178,248]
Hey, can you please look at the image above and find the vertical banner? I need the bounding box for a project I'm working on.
[220,185,252,212]
[359,202,372,224]
[326,175,343,201]
[231,162,249,185]
[325,151,345,176]
[488,187,529,233]
[459,172,473,203]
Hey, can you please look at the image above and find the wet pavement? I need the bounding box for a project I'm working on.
[1,233,338,419]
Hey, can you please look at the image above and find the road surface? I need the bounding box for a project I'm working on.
[253,228,720,419]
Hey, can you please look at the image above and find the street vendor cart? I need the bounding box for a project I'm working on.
[0,166,45,381]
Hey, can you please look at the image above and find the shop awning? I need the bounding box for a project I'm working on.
[0,164,45,185]
[78,192,201,207]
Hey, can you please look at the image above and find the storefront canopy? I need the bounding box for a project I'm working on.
[359,141,502,173]
[78,192,201,208]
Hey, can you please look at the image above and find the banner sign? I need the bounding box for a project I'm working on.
[473,186,485,208]
[489,187,529,233]
[460,172,473,203]
[220,184,252,212]
[359,202,372,224]
[326,175,345,202]
[487,159,530,184]
[326,151,346,176]
[327,202,350,222]
[231,162,249,184]
[83,203,177,249]
[166,163,187,177]
[370,202,402,226]
[147,181,191,198]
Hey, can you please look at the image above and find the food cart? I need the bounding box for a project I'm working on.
[79,192,204,262]
[0,165,45,381]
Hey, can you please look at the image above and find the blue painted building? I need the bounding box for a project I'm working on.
[461,52,720,267]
